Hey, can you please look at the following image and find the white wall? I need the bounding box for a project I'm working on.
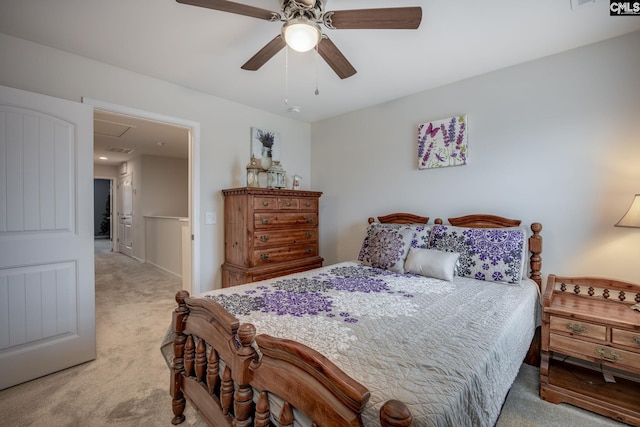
[312,31,640,284]
[141,156,188,217]
[0,32,312,291]
[94,164,119,180]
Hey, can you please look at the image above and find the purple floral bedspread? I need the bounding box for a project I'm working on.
[193,261,539,427]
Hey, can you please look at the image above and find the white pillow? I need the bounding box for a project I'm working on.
[404,248,460,281]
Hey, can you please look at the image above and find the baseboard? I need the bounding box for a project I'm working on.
[145,260,182,280]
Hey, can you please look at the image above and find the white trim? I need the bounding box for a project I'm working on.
[82,98,201,294]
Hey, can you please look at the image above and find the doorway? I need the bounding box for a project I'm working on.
[84,98,200,294]
[94,178,111,240]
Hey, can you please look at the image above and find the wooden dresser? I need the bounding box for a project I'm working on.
[221,187,323,288]
[540,275,640,425]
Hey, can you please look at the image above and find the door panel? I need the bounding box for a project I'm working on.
[0,85,95,390]
[117,172,133,257]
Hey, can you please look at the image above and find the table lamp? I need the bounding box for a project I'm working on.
[615,194,640,228]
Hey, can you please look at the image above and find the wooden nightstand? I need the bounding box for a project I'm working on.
[540,275,640,425]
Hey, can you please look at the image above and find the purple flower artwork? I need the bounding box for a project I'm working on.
[417,115,468,169]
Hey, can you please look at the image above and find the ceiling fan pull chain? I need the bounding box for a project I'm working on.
[315,47,320,96]
[284,46,289,106]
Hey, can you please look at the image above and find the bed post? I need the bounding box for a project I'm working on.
[170,290,190,425]
[232,323,261,427]
[528,222,543,288]
[380,400,413,427]
[524,223,543,367]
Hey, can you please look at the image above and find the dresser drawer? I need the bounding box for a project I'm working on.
[253,196,278,211]
[277,198,300,210]
[297,198,317,211]
[254,213,318,229]
[252,245,318,265]
[549,316,606,341]
[254,229,318,248]
[253,196,318,212]
[550,334,640,371]
[612,328,640,351]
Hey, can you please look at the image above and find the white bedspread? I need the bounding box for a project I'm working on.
[195,261,539,427]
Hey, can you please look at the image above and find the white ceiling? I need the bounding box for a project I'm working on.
[1,0,639,124]
[93,110,189,166]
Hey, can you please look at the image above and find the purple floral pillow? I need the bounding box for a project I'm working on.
[358,224,415,273]
[359,223,431,259]
[428,225,526,284]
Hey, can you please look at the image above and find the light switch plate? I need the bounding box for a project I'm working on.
[205,211,216,225]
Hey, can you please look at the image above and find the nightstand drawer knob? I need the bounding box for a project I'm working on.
[261,218,270,224]
[633,336,640,346]
[595,347,620,362]
[260,253,270,261]
[566,323,587,334]
[260,235,269,242]
[306,217,314,223]
[262,201,269,206]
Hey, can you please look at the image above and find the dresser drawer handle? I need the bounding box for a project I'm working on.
[305,202,311,207]
[260,253,269,261]
[633,336,640,346]
[595,347,620,363]
[285,201,291,206]
[566,323,587,334]
[306,248,313,254]
[306,217,314,223]
[260,235,269,242]
[261,218,270,224]
[306,232,312,238]
[262,201,269,206]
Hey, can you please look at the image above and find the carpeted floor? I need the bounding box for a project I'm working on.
[0,241,627,426]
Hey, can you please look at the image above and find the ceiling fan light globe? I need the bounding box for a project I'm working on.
[282,19,321,52]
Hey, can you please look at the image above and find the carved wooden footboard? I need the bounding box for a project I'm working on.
[170,290,413,427]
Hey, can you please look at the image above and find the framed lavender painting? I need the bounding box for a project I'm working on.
[417,115,468,169]
[251,127,281,171]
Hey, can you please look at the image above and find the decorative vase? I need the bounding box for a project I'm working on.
[261,146,272,171]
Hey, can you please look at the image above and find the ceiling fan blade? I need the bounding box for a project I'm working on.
[241,35,287,71]
[317,37,356,79]
[326,7,422,30]
[176,0,277,21]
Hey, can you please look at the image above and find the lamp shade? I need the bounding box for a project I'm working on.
[615,194,640,228]
[282,18,321,52]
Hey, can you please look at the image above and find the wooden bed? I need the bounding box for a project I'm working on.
[168,213,543,427]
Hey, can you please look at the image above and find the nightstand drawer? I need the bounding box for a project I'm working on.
[550,334,640,371]
[612,328,640,351]
[549,316,606,341]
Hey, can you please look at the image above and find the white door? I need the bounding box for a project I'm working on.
[0,85,95,390]
[117,172,133,257]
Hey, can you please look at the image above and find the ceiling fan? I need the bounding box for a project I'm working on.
[176,0,422,79]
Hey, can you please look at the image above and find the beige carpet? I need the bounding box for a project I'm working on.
[0,242,626,426]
